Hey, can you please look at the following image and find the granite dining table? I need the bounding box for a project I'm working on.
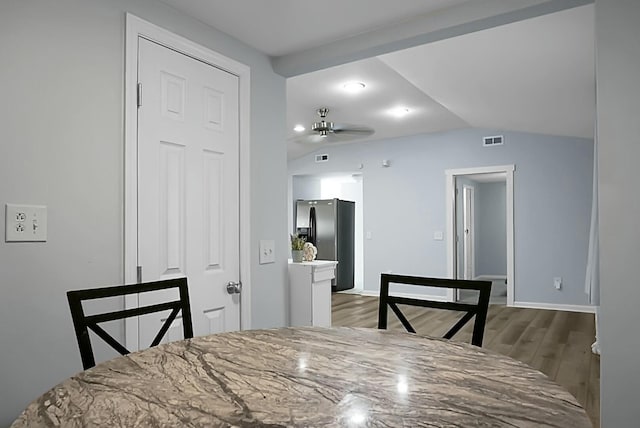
[12,327,591,427]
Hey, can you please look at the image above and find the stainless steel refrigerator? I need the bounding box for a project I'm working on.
[295,199,355,291]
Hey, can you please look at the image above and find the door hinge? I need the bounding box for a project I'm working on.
[136,265,142,283]
[136,83,142,108]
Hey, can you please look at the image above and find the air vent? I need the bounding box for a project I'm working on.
[315,154,329,163]
[483,135,504,146]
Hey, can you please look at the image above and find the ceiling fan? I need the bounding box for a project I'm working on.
[292,108,374,144]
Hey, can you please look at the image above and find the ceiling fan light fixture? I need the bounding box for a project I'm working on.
[293,124,306,132]
[343,81,366,94]
[389,107,411,118]
[291,107,373,145]
[312,120,333,133]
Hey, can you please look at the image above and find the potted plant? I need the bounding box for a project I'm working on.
[290,234,306,262]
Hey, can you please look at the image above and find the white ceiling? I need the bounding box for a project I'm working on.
[158,0,595,160]
[158,0,470,56]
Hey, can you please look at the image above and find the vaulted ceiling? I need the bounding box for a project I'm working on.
[158,0,595,159]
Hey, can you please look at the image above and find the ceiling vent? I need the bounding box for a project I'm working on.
[315,154,329,163]
[483,135,504,147]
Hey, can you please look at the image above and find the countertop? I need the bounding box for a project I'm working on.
[12,327,590,427]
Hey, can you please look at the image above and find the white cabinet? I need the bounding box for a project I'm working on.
[288,260,338,327]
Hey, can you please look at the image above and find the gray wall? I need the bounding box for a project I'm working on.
[0,0,286,425]
[292,175,322,203]
[596,0,640,425]
[289,128,593,304]
[475,181,507,277]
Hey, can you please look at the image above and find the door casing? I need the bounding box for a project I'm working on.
[445,165,515,306]
[124,14,252,350]
[462,184,475,280]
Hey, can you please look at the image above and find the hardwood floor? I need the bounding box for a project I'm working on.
[332,293,600,427]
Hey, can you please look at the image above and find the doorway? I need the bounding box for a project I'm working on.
[291,173,364,291]
[124,15,252,351]
[446,165,515,306]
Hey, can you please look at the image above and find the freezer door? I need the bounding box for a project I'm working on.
[313,200,337,261]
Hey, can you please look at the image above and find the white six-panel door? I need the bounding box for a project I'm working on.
[137,37,240,346]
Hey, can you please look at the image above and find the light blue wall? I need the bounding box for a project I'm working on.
[289,128,593,304]
[0,0,286,425]
[475,182,507,277]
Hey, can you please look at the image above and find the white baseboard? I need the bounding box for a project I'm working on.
[474,275,507,281]
[513,301,596,313]
[336,288,364,295]
[358,289,449,302]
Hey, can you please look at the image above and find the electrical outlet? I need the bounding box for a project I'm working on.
[5,204,47,242]
[259,240,275,264]
[554,277,562,290]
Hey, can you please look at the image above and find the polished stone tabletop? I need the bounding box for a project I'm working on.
[12,327,590,427]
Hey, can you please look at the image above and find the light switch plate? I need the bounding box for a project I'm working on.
[433,231,444,241]
[553,277,562,290]
[259,240,275,264]
[5,204,47,242]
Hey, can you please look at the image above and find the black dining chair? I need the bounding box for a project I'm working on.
[67,277,194,370]
[378,273,491,346]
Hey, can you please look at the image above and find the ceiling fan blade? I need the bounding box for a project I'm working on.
[289,133,326,144]
[289,111,375,145]
[333,129,376,137]
[332,123,375,135]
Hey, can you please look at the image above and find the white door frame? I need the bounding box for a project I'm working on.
[462,184,475,280]
[445,165,514,306]
[124,14,252,350]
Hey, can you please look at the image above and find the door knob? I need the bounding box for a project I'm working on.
[226,281,242,294]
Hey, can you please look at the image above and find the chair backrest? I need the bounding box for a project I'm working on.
[67,277,194,370]
[378,274,491,346]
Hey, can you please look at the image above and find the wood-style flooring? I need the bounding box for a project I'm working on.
[332,293,600,427]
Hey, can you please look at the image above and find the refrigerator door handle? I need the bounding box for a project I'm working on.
[309,206,317,246]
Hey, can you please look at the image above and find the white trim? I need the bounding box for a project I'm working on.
[446,165,515,176]
[462,184,475,280]
[358,289,450,302]
[474,275,507,281]
[124,14,252,350]
[513,301,596,314]
[445,165,515,305]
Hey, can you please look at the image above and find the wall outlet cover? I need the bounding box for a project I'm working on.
[259,240,275,264]
[5,204,48,242]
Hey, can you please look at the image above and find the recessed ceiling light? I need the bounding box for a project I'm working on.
[343,81,366,94]
[389,107,411,118]
[293,124,306,132]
